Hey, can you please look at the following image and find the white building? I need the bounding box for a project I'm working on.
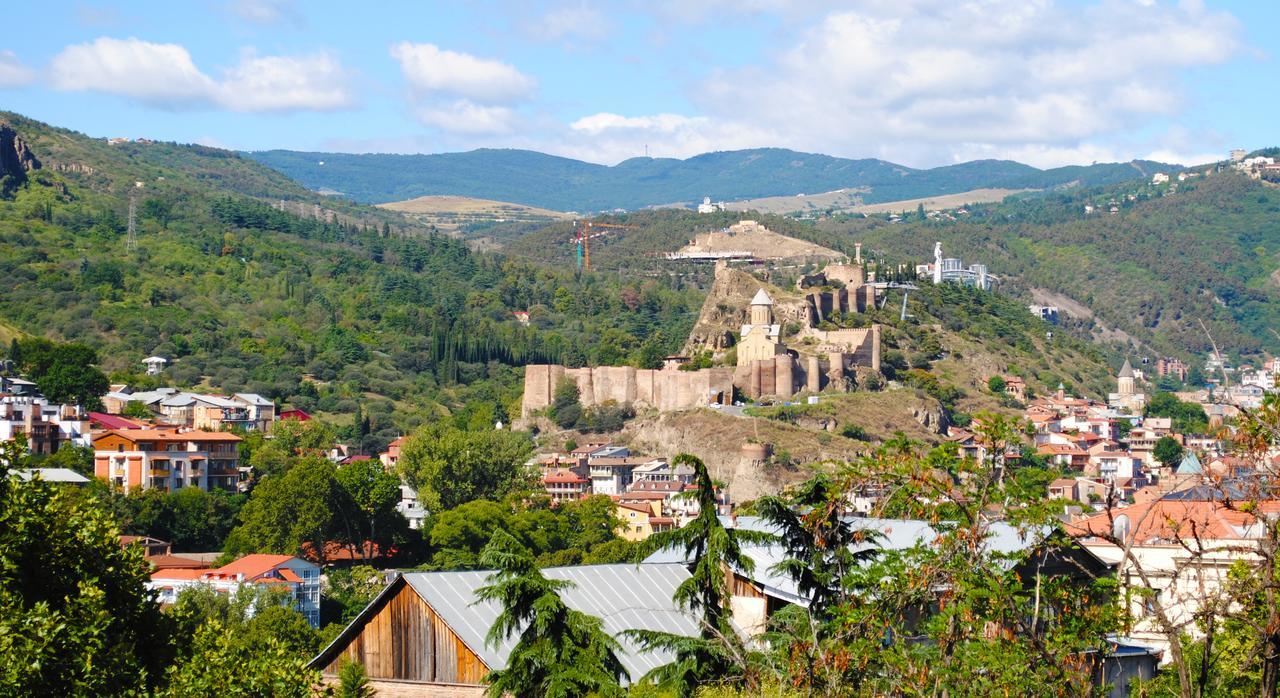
[143,356,168,375]
[916,242,995,290]
[0,396,92,455]
[1151,172,1169,184]
[147,553,322,627]
[696,196,725,214]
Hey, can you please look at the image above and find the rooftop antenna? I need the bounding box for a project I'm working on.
[126,195,137,253]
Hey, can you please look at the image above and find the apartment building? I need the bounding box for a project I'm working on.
[0,396,91,455]
[93,428,243,492]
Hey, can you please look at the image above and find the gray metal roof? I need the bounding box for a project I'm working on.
[644,516,1054,606]
[401,563,698,684]
[13,468,91,484]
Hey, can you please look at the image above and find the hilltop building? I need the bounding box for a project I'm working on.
[696,196,725,214]
[737,289,786,366]
[143,356,167,375]
[916,242,995,290]
[522,263,883,415]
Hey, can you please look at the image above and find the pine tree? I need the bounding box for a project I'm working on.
[628,453,775,696]
[476,530,626,698]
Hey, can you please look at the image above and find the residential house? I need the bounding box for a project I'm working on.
[588,456,647,495]
[542,467,591,503]
[93,429,243,492]
[378,436,406,469]
[148,553,322,627]
[0,396,91,455]
[1069,500,1280,659]
[0,376,39,396]
[614,500,675,541]
[310,564,699,694]
[12,467,90,485]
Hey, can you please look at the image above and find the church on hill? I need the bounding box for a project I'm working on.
[736,289,786,366]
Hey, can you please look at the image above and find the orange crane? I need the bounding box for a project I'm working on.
[573,221,635,271]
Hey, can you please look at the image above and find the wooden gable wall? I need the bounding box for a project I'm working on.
[322,581,489,685]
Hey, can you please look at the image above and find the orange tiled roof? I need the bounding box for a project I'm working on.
[214,553,295,579]
[1067,500,1280,543]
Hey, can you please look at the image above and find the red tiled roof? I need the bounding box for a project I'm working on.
[1068,500,1280,543]
[543,468,587,484]
[151,568,205,582]
[147,554,211,570]
[280,409,311,421]
[93,428,242,443]
[89,412,149,429]
[214,553,295,579]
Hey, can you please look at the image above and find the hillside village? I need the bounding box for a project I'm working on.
[5,27,1280,691]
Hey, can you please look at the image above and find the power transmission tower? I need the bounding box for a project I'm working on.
[126,195,137,253]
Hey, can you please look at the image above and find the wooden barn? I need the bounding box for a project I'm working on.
[311,563,699,696]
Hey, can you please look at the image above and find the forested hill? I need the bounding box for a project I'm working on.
[827,170,1280,359]
[246,146,1174,211]
[0,112,705,450]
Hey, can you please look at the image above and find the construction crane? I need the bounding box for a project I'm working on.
[572,221,636,271]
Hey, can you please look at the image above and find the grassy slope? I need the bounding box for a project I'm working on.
[0,113,704,449]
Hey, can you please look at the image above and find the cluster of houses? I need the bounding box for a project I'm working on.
[534,442,731,541]
[132,537,322,628]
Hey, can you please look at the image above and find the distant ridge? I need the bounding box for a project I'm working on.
[247,146,1176,211]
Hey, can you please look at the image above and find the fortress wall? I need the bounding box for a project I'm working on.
[521,364,734,416]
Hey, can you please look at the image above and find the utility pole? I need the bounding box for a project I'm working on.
[126,195,137,253]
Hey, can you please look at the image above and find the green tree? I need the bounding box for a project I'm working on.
[161,619,321,697]
[630,454,775,696]
[0,436,174,695]
[1154,435,1186,470]
[324,565,386,626]
[225,455,340,561]
[397,425,534,512]
[334,457,403,563]
[476,529,627,698]
[550,377,583,430]
[987,375,1007,393]
[1146,392,1210,434]
[337,659,375,698]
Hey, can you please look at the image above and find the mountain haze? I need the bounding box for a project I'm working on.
[247,147,1176,211]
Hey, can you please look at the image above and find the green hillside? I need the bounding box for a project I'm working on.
[822,170,1280,359]
[247,146,1172,211]
[0,113,704,449]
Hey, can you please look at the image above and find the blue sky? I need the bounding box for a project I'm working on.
[0,0,1274,167]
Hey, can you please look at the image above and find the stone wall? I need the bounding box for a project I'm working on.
[522,365,734,417]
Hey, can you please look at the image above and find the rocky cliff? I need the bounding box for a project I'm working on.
[0,123,40,195]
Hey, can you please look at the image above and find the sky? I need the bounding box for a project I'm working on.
[0,0,1275,168]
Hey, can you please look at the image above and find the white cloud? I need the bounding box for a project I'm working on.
[49,37,217,107]
[0,50,35,88]
[416,100,519,135]
[677,0,1244,167]
[217,52,354,111]
[47,37,353,112]
[229,0,303,26]
[390,42,535,104]
[525,3,612,42]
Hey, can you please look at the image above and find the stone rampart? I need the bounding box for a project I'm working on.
[522,365,733,417]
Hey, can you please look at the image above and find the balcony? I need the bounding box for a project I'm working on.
[149,469,170,478]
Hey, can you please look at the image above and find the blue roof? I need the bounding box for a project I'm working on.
[1176,451,1202,475]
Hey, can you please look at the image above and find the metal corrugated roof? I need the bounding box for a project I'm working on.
[645,517,1053,606]
[402,563,698,684]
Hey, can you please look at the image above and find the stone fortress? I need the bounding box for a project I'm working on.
[521,258,883,417]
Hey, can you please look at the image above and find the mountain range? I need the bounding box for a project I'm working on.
[246,147,1176,211]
